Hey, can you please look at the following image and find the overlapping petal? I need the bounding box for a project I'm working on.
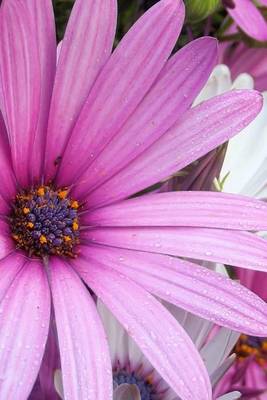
[45,0,117,180]
[58,0,185,186]
[71,37,218,197]
[72,257,212,400]
[0,0,56,186]
[0,260,50,399]
[0,113,16,207]
[0,221,16,260]
[82,245,267,335]
[201,329,239,375]
[83,227,267,271]
[83,90,262,208]
[37,325,60,400]
[49,258,112,400]
[0,253,25,301]
[84,191,267,231]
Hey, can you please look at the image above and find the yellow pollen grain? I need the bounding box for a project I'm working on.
[64,235,71,242]
[12,234,19,241]
[146,374,153,385]
[262,341,267,351]
[58,190,68,199]
[23,207,30,214]
[39,235,47,244]
[71,200,79,209]
[37,187,45,196]
[27,222,34,229]
[73,221,79,231]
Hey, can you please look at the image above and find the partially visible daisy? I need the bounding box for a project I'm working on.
[213,270,267,399]
[54,298,241,400]
[214,334,267,399]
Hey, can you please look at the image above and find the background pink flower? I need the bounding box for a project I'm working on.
[223,0,267,41]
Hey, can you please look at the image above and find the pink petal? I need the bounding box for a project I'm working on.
[27,0,57,182]
[227,0,267,41]
[223,43,267,92]
[0,221,16,260]
[84,90,262,208]
[81,245,267,336]
[237,269,267,301]
[71,36,218,198]
[82,227,267,272]
[0,113,16,207]
[0,253,25,301]
[0,0,56,186]
[57,0,185,186]
[84,191,267,231]
[45,0,117,181]
[49,258,112,400]
[0,260,51,399]
[72,257,212,400]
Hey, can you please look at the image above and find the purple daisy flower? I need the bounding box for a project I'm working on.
[1,0,267,399]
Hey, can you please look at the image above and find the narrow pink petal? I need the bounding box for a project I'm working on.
[0,113,16,206]
[84,90,262,208]
[82,245,267,336]
[45,0,117,181]
[82,227,267,272]
[28,0,57,182]
[72,257,212,400]
[237,269,267,301]
[0,260,51,399]
[227,0,267,41]
[236,269,256,290]
[0,0,56,186]
[57,0,185,186]
[70,37,218,197]
[49,258,112,400]
[84,191,267,231]
[0,253,25,301]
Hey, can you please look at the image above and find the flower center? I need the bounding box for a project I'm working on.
[10,185,80,258]
[235,334,267,366]
[113,371,155,400]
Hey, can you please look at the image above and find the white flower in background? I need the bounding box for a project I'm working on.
[198,65,267,198]
[197,65,267,399]
[54,296,241,400]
